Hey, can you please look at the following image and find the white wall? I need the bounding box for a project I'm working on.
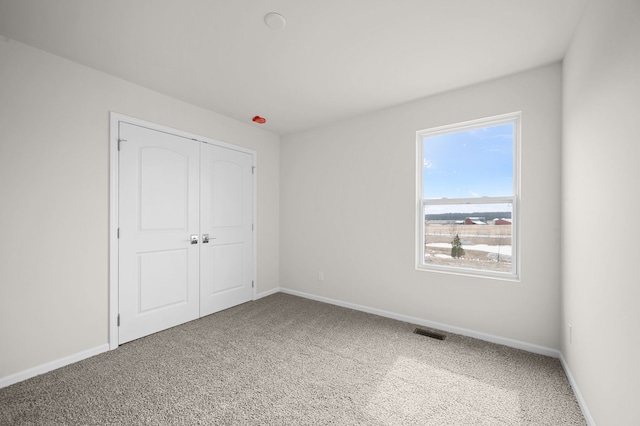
[562,0,640,424]
[281,64,563,350]
[0,39,280,379]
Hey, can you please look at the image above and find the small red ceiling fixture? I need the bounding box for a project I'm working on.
[252,116,267,124]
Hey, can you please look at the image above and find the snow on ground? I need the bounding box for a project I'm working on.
[426,243,512,256]
[434,254,452,259]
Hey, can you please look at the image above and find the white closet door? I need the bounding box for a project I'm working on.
[118,123,200,344]
[199,143,254,316]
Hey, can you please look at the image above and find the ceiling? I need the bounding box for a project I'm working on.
[0,0,587,135]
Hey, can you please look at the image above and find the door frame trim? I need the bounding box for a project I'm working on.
[108,112,257,350]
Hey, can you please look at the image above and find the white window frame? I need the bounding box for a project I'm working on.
[416,112,521,280]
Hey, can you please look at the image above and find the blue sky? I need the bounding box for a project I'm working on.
[422,123,514,199]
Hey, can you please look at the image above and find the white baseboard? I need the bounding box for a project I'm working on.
[280,287,561,358]
[0,343,110,389]
[560,353,596,426]
[254,286,281,300]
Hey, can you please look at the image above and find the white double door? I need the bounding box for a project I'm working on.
[118,122,253,344]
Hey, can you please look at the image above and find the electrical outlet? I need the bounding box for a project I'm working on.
[318,272,324,281]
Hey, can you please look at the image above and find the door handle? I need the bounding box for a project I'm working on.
[202,234,209,244]
[190,234,198,244]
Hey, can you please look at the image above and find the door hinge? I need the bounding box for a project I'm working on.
[252,280,254,288]
[252,166,256,174]
[117,228,120,238]
[118,139,126,151]
[117,314,120,327]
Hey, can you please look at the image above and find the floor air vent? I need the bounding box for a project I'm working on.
[413,328,446,341]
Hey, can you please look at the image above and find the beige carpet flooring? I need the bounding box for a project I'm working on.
[0,293,586,425]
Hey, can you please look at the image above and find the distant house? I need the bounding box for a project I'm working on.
[464,217,486,225]
[493,218,512,225]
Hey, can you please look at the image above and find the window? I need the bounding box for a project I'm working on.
[416,113,520,279]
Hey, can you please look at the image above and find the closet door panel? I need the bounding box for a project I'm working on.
[118,123,200,344]
[200,144,254,316]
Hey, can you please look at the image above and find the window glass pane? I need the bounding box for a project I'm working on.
[423,202,513,274]
[423,123,513,199]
